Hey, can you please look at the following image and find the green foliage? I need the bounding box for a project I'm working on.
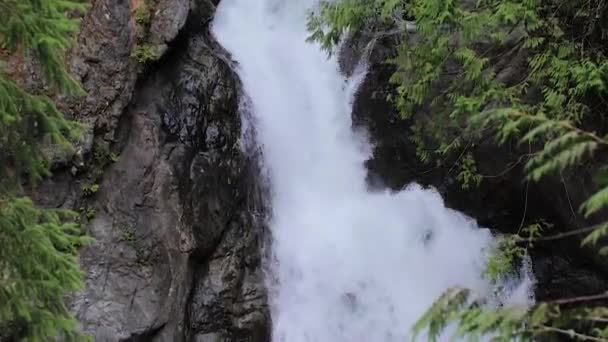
[120,225,136,245]
[483,235,525,282]
[0,0,91,340]
[0,76,81,186]
[110,152,120,163]
[411,287,532,342]
[412,288,608,341]
[131,44,158,64]
[78,205,97,221]
[135,7,151,27]
[0,198,91,341]
[582,223,608,249]
[520,220,549,248]
[456,153,482,190]
[81,183,99,197]
[310,0,608,189]
[307,0,386,51]
[475,110,607,183]
[309,0,608,340]
[89,139,118,177]
[484,220,550,283]
[131,1,158,66]
[118,224,153,266]
[0,0,88,187]
[582,185,608,218]
[0,0,88,94]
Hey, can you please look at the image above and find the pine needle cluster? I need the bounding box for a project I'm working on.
[0,1,90,341]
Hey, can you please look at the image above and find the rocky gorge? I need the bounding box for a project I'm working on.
[26,0,608,340]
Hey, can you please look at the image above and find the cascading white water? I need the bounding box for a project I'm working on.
[212,1,533,341]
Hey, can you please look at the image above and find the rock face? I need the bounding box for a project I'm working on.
[34,0,270,341]
[30,0,607,339]
[344,33,608,301]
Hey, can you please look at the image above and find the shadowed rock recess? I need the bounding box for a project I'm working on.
[34,0,269,341]
[342,32,608,302]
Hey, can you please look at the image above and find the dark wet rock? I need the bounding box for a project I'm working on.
[33,0,270,341]
[344,31,608,301]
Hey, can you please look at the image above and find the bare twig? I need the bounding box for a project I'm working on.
[539,325,607,341]
[548,292,608,305]
[515,224,603,243]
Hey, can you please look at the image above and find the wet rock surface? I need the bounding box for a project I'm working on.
[344,33,608,301]
[34,0,270,341]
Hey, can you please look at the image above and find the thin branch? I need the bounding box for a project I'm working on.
[539,325,607,342]
[560,169,578,221]
[446,140,472,177]
[515,224,602,243]
[574,316,608,324]
[548,292,608,305]
[517,141,532,234]
[507,111,608,146]
[559,120,608,146]
[479,153,527,178]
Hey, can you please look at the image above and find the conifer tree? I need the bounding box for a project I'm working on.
[0,1,90,341]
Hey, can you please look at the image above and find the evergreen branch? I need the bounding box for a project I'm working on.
[0,1,90,340]
[574,316,608,323]
[547,292,608,305]
[559,120,608,146]
[539,325,607,341]
[508,110,608,146]
[514,224,602,243]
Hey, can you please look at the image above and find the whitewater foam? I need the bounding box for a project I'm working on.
[212,1,533,340]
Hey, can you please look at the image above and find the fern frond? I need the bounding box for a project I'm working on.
[526,140,597,181]
[581,223,608,247]
[580,186,608,218]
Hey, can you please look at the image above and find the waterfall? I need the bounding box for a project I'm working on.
[212,1,533,341]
